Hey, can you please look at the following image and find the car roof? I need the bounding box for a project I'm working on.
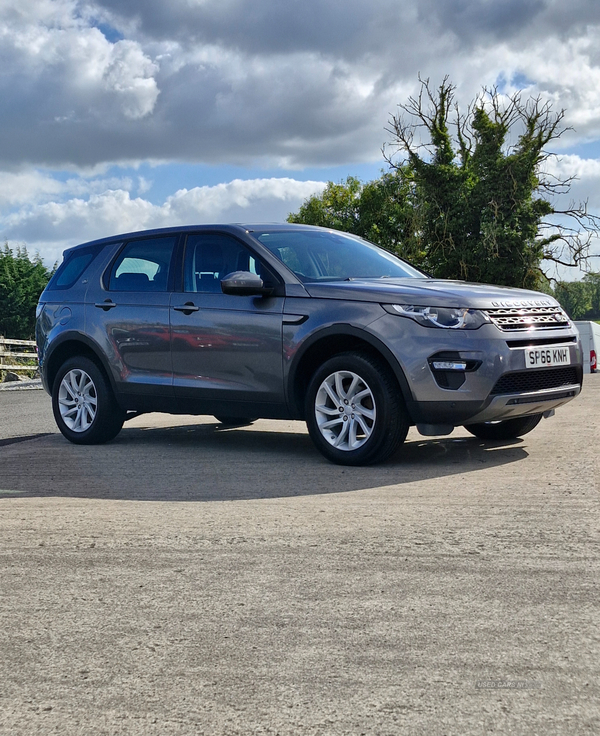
[64,222,333,254]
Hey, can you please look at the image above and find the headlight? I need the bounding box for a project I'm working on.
[382,304,490,330]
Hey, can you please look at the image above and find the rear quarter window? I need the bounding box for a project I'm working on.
[46,247,99,290]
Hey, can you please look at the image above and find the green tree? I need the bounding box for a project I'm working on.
[582,271,600,318]
[385,77,598,288]
[288,175,363,232]
[0,242,53,339]
[290,78,599,289]
[553,281,592,320]
[288,173,421,260]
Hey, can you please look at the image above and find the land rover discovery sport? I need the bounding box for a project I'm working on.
[36,224,583,465]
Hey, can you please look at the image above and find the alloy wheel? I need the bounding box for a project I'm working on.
[58,368,98,432]
[314,370,376,451]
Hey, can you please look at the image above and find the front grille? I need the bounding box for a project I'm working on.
[505,336,577,348]
[490,367,580,395]
[484,306,570,331]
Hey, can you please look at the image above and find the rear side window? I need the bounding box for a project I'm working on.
[109,237,177,291]
[47,247,99,290]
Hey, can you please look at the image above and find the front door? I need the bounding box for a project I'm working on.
[170,233,285,407]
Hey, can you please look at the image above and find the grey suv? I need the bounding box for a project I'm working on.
[36,224,583,465]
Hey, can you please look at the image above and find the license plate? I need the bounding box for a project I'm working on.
[524,346,571,368]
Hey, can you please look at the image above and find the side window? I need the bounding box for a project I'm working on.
[47,247,99,290]
[109,237,176,292]
[183,234,275,293]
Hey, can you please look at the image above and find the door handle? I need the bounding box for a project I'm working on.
[95,300,117,310]
[173,302,200,314]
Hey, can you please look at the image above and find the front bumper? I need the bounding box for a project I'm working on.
[369,315,583,426]
[461,384,580,424]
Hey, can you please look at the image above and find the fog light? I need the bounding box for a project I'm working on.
[432,361,467,371]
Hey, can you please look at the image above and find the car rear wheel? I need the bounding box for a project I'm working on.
[464,413,543,441]
[52,357,124,444]
[305,352,409,466]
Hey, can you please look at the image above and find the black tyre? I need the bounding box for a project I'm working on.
[464,413,543,441]
[305,351,409,466]
[214,416,257,426]
[52,357,125,444]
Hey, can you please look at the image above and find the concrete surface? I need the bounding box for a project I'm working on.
[0,378,42,392]
[0,379,599,735]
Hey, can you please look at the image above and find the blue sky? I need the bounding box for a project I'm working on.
[1,0,600,278]
[104,162,387,207]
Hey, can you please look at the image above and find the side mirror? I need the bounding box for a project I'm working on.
[220,271,273,296]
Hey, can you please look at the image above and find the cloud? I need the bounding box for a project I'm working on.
[2,178,326,264]
[165,178,325,220]
[0,0,160,167]
[544,154,600,209]
[0,170,135,211]
[545,154,600,181]
[0,0,599,171]
[0,171,64,208]
[4,154,599,269]
[83,0,408,59]
[1,0,600,277]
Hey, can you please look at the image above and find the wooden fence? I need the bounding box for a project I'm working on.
[0,337,38,374]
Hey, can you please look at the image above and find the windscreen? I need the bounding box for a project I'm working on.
[254,230,426,282]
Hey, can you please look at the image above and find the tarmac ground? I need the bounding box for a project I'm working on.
[0,379,598,735]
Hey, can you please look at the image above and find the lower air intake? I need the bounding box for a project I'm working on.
[490,367,580,395]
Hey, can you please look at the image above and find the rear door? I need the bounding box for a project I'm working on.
[90,235,177,395]
[170,232,285,405]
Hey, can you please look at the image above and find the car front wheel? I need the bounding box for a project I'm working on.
[305,352,409,466]
[52,357,124,444]
[464,413,543,441]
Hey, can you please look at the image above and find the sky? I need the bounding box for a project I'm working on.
[1,0,600,278]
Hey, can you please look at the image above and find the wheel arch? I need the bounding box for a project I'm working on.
[287,325,415,420]
[44,332,119,398]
